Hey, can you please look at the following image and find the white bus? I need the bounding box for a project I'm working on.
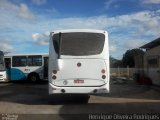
[4,53,48,82]
[49,29,110,94]
[0,51,7,82]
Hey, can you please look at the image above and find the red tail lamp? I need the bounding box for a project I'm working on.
[52,75,57,80]
[77,62,81,67]
[101,69,105,74]
[53,70,57,74]
[102,75,106,79]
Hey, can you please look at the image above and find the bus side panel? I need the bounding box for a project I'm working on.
[9,66,43,81]
[8,68,27,81]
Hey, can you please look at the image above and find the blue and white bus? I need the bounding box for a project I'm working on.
[0,51,7,82]
[4,53,48,82]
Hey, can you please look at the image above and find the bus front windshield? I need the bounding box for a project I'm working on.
[0,51,5,71]
[53,32,105,56]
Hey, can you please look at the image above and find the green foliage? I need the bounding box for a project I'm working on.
[110,56,123,68]
[122,48,144,67]
[0,50,4,56]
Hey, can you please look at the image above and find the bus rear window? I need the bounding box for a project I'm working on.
[53,32,105,56]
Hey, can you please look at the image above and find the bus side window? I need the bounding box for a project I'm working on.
[28,56,42,66]
[12,56,27,67]
[4,58,11,68]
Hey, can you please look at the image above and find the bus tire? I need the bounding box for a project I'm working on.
[28,73,39,83]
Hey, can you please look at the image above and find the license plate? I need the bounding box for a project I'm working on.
[74,79,84,83]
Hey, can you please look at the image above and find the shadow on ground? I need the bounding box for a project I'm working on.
[0,79,160,105]
[0,81,90,105]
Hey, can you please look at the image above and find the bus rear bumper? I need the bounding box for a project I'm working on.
[49,83,109,94]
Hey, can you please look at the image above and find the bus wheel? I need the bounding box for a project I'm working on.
[28,73,39,83]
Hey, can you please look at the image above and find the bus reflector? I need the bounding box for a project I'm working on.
[101,69,105,74]
[77,62,81,67]
[52,75,57,79]
[53,70,57,74]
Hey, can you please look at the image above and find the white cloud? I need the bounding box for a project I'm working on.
[0,40,14,52]
[104,0,118,10]
[18,3,36,20]
[105,0,114,10]
[0,0,160,58]
[45,8,58,15]
[32,0,46,5]
[124,40,147,49]
[142,0,160,4]
[109,10,160,38]
[30,9,160,55]
[44,10,160,36]
[32,32,49,45]
[109,44,117,52]
[0,0,17,11]
[0,0,36,20]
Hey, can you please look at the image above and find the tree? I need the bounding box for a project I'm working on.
[0,50,4,56]
[122,48,144,67]
[110,56,123,68]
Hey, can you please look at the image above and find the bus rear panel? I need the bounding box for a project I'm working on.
[49,29,109,94]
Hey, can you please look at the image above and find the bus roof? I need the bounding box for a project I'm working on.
[52,29,107,34]
[4,53,48,57]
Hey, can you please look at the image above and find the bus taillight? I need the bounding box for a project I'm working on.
[101,69,106,79]
[53,70,57,74]
[77,62,81,67]
[101,69,105,74]
[102,75,106,79]
[52,75,57,79]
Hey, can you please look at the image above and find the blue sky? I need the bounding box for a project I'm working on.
[0,0,160,59]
